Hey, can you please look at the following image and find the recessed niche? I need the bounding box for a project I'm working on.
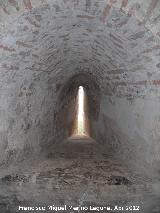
[55,73,100,143]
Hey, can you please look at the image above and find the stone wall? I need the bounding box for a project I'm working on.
[0,0,160,177]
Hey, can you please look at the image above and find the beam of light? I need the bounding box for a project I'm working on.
[77,86,85,135]
[70,85,91,138]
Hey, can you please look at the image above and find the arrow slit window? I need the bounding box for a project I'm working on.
[70,86,90,138]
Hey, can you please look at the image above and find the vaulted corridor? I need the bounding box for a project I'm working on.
[0,0,160,212]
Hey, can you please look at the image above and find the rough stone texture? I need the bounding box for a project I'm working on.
[0,0,160,211]
[0,139,159,213]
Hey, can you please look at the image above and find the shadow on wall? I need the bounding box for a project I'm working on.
[54,73,101,144]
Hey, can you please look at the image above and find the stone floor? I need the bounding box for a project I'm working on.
[0,139,160,213]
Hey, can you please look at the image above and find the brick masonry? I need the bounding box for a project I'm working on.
[0,0,160,177]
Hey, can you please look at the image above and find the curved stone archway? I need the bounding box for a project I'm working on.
[0,1,160,211]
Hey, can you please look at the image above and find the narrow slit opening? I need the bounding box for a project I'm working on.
[70,85,91,139]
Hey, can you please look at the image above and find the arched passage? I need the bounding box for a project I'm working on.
[54,73,100,143]
[0,0,160,211]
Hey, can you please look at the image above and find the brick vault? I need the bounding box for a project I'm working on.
[0,1,160,212]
